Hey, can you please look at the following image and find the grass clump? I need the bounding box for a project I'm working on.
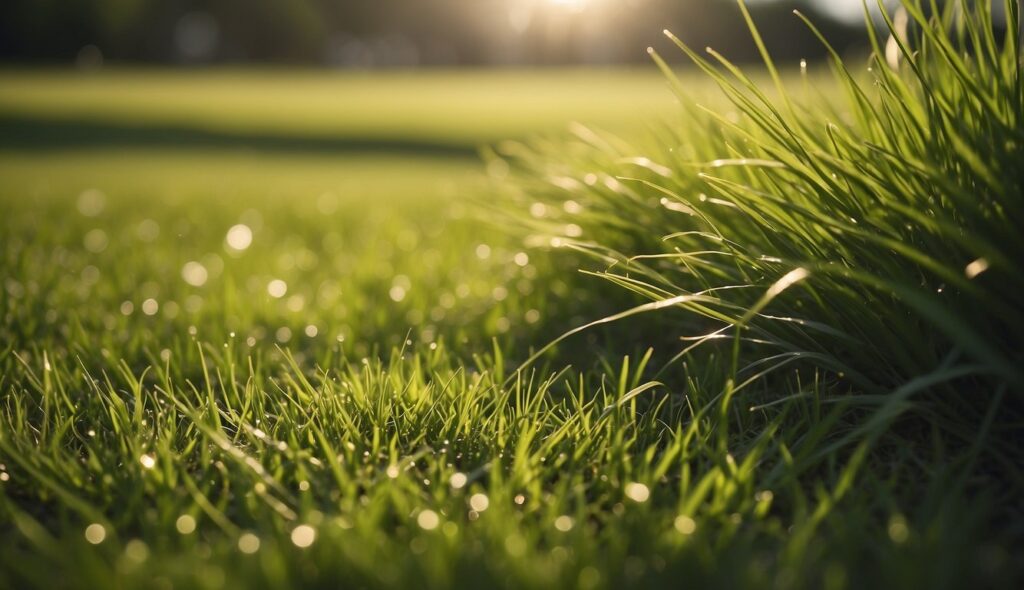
[504,0,1023,442]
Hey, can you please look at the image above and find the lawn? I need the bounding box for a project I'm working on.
[1,5,1022,587]
[0,68,681,149]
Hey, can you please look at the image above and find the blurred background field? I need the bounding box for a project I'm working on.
[0,69,681,149]
[0,67,688,368]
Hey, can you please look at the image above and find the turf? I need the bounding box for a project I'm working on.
[0,4,1022,589]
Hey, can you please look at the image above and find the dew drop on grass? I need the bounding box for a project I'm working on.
[225,224,253,251]
[965,258,990,279]
[139,454,156,469]
[123,539,149,563]
[238,533,260,554]
[674,515,697,535]
[554,515,574,532]
[141,298,159,316]
[267,279,288,298]
[290,525,316,548]
[287,295,305,312]
[175,515,196,534]
[469,494,489,512]
[84,523,106,544]
[625,482,650,503]
[389,285,407,302]
[181,261,208,287]
[417,510,440,531]
[275,327,292,343]
[449,472,467,489]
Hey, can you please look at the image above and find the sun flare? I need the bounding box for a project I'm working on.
[546,0,590,12]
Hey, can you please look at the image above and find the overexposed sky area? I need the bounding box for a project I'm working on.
[744,0,890,24]
[753,0,1008,25]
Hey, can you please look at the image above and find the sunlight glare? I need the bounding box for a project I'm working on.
[547,0,589,12]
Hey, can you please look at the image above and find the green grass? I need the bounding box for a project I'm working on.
[0,68,681,148]
[1,2,1023,588]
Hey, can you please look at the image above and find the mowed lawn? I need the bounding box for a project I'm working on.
[0,67,681,357]
[0,69,704,589]
[0,65,1018,590]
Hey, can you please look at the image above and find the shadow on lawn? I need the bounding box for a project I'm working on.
[0,113,480,157]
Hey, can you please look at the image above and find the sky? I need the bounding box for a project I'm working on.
[747,0,883,24]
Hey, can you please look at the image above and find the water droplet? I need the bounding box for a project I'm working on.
[225,224,253,251]
[175,515,196,534]
[417,510,440,530]
[267,279,288,298]
[238,533,261,554]
[450,473,467,489]
[142,298,159,316]
[124,539,149,562]
[290,525,316,548]
[625,482,650,503]
[181,261,208,287]
[554,515,574,532]
[469,493,489,512]
[674,515,696,535]
[84,523,106,544]
[965,258,990,279]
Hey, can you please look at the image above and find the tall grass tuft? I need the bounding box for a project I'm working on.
[503,0,1023,446]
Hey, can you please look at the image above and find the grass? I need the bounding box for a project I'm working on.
[1,1,1023,588]
[0,68,680,148]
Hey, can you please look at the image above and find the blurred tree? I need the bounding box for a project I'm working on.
[0,0,921,66]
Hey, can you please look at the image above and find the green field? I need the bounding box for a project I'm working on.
[0,68,682,148]
[0,68,703,589]
[1,15,1022,588]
